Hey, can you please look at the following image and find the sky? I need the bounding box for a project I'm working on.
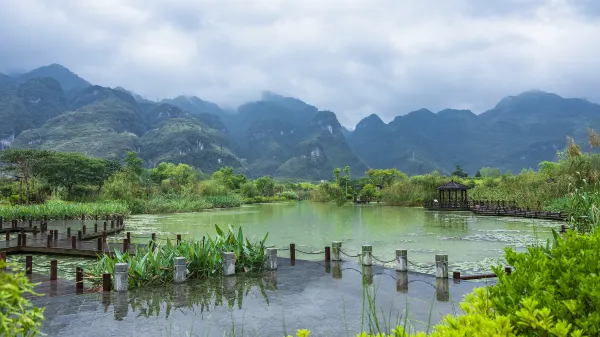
[1,0,600,128]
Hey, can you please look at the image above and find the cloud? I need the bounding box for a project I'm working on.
[1,0,600,127]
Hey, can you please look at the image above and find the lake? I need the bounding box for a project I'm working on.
[124,201,559,275]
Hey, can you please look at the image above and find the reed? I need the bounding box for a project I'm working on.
[0,200,129,220]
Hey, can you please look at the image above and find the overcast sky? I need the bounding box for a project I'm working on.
[1,0,600,127]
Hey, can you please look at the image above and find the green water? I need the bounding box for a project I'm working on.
[122,202,558,275]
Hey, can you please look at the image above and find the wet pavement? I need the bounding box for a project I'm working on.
[33,258,492,337]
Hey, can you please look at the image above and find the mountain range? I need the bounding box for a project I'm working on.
[1,64,598,179]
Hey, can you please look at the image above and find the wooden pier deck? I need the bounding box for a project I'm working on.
[470,208,566,221]
[0,219,132,257]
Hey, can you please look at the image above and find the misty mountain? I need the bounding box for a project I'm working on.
[347,90,600,175]
[2,63,599,179]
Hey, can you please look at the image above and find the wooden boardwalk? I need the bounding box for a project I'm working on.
[0,219,131,257]
[470,208,566,221]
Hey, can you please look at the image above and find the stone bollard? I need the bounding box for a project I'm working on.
[362,245,373,266]
[223,252,235,276]
[435,254,448,279]
[396,271,408,293]
[332,241,342,261]
[396,249,408,272]
[266,248,277,270]
[174,257,186,283]
[114,263,129,292]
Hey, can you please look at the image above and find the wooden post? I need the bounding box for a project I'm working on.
[325,246,331,261]
[50,260,57,280]
[94,223,98,233]
[5,230,10,241]
[290,243,296,265]
[0,251,6,265]
[67,227,71,237]
[102,231,107,242]
[47,234,52,248]
[103,273,111,292]
[505,266,512,275]
[17,233,21,246]
[104,221,107,231]
[151,233,156,243]
[76,267,84,292]
[71,236,76,249]
[25,256,32,274]
[97,237,103,252]
[78,230,82,241]
[126,232,131,242]
[21,233,26,247]
[122,239,128,253]
[82,225,86,235]
[453,271,461,283]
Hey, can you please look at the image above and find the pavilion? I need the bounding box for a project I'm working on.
[425,180,471,211]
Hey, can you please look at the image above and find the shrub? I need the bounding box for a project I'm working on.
[0,260,45,336]
[281,190,299,200]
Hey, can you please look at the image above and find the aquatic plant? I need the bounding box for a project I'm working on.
[86,225,268,289]
[0,200,129,220]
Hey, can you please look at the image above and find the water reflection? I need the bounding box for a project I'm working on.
[106,272,272,320]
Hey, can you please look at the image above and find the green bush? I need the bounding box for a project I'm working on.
[281,190,299,200]
[0,260,45,336]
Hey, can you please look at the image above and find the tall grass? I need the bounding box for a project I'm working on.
[0,200,129,220]
[86,225,268,289]
[134,195,243,214]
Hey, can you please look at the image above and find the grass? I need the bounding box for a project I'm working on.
[133,195,243,214]
[0,199,129,220]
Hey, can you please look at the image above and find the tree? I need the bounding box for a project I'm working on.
[124,151,143,177]
[479,167,502,178]
[366,168,408,186]
[360,183,377,202]
[212,166,246,190]
[451,165,468,178]
[42,152,108,198]
[255,176,275,197]
[0,149,52,204]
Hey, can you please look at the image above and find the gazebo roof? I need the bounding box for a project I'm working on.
[436,180,471,191]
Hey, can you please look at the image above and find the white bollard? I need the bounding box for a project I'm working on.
[362,245,372,266]
[396,249,408,272]
[174,257,186,283]
[332,241,342,261]
[223,252,235,276]
[435,254,448,279]
[266,248,277,270]
[114,263,128,292]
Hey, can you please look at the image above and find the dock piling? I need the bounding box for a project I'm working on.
[290,243,296,265]
[76,267,84,292]
[97,237,103,252]
[223,252,235,276]
[114,263,128,292]
[71,236,76,249]
[325,246,331,261]
[50,260,57,280]
[78,230,82,241]
[25,256,32,274]
[103,273,111,292]
[331,241,341,261]
[47,234,52,248]
[435,254,448,279]
[174,257,187,283]
[266,248,277,270]
[362,245,373,266]
[396,249,408,272]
